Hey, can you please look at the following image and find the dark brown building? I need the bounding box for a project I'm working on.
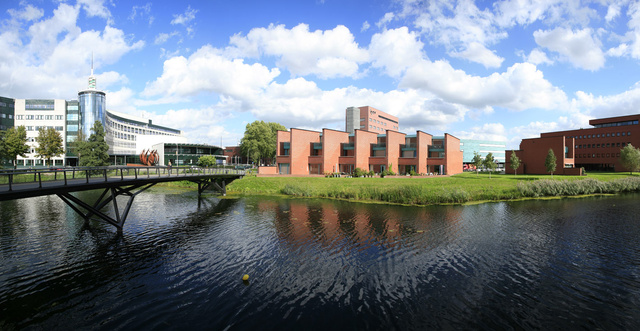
[507,114,640,174]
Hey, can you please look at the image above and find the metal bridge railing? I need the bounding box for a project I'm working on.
[0,166,245,192]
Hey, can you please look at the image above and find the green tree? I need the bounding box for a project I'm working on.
[70,130,89,163]
[239,120,286,165]
[80,121,110,167]
[197,155,217,167]
[1,126,29,169]
[483,152,497,179]
[509,150,521,176]
[35,127,64,166]
[545,148,557,177]
[471,151,483,175]
[620,143,640,174]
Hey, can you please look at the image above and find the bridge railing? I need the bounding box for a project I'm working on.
[0,166,245,192]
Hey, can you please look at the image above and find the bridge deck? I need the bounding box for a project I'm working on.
[0,166,244,201]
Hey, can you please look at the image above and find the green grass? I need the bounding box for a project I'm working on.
[226,171,640,205]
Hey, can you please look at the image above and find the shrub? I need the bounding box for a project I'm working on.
[353,167,367,177]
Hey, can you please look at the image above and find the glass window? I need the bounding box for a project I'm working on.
[628,132,631,136]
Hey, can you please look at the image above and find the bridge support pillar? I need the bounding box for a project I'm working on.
[57,183,156,230]
[192,178,227,197]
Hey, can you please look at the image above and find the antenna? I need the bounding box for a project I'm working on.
[91,52,94,76]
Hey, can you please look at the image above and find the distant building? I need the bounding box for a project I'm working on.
[345,106,399,134]
[151,142,225,166]
[460,139,507,170]
[505,114,640,174]
[1,67,186,167]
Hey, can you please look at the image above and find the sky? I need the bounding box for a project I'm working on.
[2,0,640,149]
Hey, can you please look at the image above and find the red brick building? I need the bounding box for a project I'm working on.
[346,106,399,134]
[506,114,640,174]
[272,127,463,176]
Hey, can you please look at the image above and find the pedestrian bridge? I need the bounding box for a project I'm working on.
[0,166,245,230]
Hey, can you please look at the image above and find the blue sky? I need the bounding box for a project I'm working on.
[3,0,640,149]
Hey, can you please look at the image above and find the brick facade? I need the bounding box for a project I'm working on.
[507,113,640,174]
[273,127,463,176]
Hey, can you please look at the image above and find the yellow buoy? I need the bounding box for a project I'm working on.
[242,274,249,281]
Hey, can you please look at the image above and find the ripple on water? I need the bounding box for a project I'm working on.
[3,194,640,329]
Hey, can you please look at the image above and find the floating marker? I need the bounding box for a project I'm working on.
[242,274,249,281]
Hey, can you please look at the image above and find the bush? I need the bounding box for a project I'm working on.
[353,167,367,177]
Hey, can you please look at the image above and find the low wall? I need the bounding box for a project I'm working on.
[258,166,278,175]
[562,167,584,176]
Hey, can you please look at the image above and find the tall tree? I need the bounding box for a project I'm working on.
[80,121,110,167]
[35,127,64,166]
[70,130,90,164]
[239,121,286,165]
[620,143,640,174]
[471,151,483,175]
[483,152,497,179]
[545,148,557,177]
[1,126,29,169]
[509,150,521,176]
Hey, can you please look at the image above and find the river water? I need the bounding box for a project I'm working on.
[1,189,640,330]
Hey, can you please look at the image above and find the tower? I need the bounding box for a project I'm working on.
[78,54,106,137]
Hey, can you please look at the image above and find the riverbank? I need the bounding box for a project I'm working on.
[224,172,640,205]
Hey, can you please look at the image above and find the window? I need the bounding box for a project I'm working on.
[617,132,620,136]
[628,132,631,136]
[55,115,63,120]
[622,132,626,136]
[607,133,610,137]
[67,114,78,120]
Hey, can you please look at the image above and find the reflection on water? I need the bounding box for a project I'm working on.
[2,191,640,329]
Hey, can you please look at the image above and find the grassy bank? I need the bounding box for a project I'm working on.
[226,172,640,205]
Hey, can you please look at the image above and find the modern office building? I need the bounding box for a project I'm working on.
[506,113,640,174]
[267,127,463,176]
[1,69,187,168]
[151,142,225,166]
[345,106,399,134]
[460,139,507,170]
[13,99,68,167]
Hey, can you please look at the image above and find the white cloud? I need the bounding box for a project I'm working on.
[456,123,507,142]
[361,21,370,32]
[77,0,112,21]
[606,3,622,22]
[7,4,44,22]
[448,41,504,68]
[155,31,179,45]
[401,61,568,111]
[129,3,154,25]
[171,6,198,25]
[0,2,143,99]
[368,27,424,77]
[142,45,281,103]
[533,27,605,71]
[228,24,368,79]
[376,12,395,29]
[525,48,553,65]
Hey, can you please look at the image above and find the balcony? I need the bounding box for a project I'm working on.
[401,143,416,151]
[429,145,444,152]
[371,143,386,151]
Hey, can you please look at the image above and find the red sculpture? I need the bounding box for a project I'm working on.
[140,149,159,166]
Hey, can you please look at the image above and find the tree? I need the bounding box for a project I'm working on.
[80,121,110,167]
[509,150,521,176]
[471,151,483,175]
[239,121,286,165]
[545,148,557,177]
[483,152,497,179]
[620,143,640,174]
[70,130,90,164]
[1,126,29,169]
[35,127,64,166]
[197,155,217,167]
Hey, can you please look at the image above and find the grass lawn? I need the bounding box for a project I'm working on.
[226,171,640,205]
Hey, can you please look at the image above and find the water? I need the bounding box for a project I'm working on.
[2,190,640,330]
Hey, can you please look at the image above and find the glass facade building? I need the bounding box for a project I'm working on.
[78,89,106,138]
